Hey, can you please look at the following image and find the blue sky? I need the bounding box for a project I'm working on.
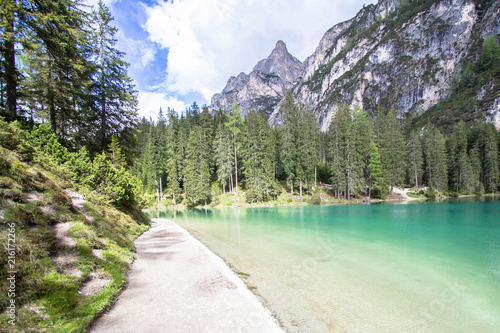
[85,0,369,120]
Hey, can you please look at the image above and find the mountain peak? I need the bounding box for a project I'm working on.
[209,40,303,117]
[252,40,302,75]
[275,40,287,52]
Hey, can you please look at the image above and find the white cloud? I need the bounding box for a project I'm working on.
[137,91,190,120]
[143,0,367,103]
[116,30,157,74]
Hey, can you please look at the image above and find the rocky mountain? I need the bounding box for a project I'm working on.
[209,40,303,117]
[210,0,500,131]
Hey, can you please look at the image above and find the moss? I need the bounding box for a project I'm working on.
[54,192,72,207]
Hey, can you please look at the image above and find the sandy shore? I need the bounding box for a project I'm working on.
[90,219,283,333]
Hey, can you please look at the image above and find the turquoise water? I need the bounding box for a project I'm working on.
[147,197,500,332]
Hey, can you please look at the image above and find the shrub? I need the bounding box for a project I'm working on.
[86,153,142,207]
[425,186,438,199]
[309,196,322,205]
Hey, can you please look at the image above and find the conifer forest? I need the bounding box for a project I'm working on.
[135,91,499,207]
[1,1,499,208]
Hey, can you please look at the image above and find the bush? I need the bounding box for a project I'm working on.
[372,185,389,199]
[425,186,438,199]
[211,182,222,196]
[85,153,142,207]
[309,196,322,205]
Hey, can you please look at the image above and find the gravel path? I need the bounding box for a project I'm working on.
[392,187,419,200]
[89,219,282,333]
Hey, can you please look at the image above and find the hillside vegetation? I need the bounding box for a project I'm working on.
[0,118,149,332]
[135,97,499,209]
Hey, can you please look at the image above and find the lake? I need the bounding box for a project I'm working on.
[146,197,500,332]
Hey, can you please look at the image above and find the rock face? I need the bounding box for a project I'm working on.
[210,0,500,130]
[209,40,303,117]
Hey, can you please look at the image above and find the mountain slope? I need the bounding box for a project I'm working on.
[287,0,500,131]
[209,40,303,117]
[210,0,500,131]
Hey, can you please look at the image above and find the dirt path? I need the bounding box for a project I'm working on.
[391,187,419,200]
[89,219,282,333]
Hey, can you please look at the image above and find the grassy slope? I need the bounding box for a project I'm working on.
[0,132,149,332]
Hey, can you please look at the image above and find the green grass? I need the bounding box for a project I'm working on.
[0,146,150,332]
[407,191,427,199]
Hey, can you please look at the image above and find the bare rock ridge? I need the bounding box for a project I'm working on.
[209,40,303,117]
[210,0,500,130]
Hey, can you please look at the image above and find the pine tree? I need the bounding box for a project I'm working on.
[272,126,283,181]
[480,36,500,71]
[447,121,469,193]
[199,106,214,175]
[366,140,385,198]
[241,110,277,202]
[214,123,234,194]
[353,106,371,194]
[408,131,423,188]
[1,0,17,117]
[381,110,406,192]
[184,126,211,207]
[468,145,483,194]
[165,108,181,202]
[225,101,242,192]
[1,0,90,122]
[90,0,137,151]
[422,125,448,192]
[328,112,345,199]
[296,104,319,197]
[477,123,499,193]
[140,136,156,193]
[279,92,299,194]
[151,109,170,198]
[343,106,364,199]
[108,135,126,169]
[176,114,189,189]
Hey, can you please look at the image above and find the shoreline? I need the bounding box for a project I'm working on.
[150,193,422,211]
[148,191,500,212]
[181,225,287,329]
[158,197,500,332]
[90,219,283,333]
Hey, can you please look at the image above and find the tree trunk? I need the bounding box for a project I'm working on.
[347,154,351,201]
[234,142,238,192]
[229,174,233,193]
[315,167,317,187]
[347,182,350,201]
[4,6,16,117]
[369,174,372,198]
[1,80,4,109]
[100,94,106,147]
[100,30,106,148]
[156,177,159,203]
[49,81,56,134]
[160,177,163,201]
[415,161,418,188]
[300,180,303,199]
[322,140,327,164]
[60,97,66,139]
